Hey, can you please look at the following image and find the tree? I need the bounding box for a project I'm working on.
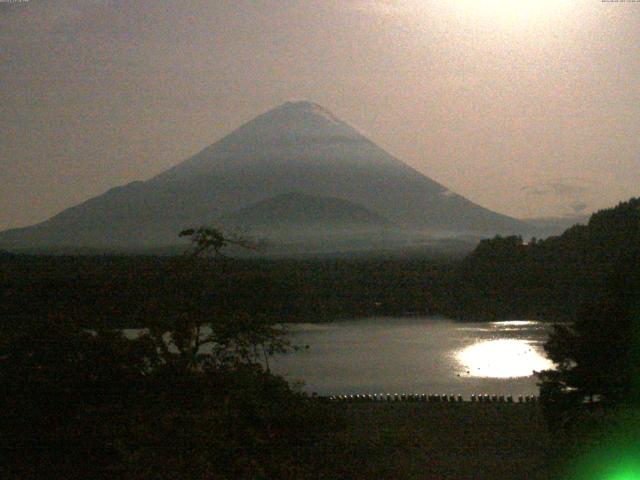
[538,268,640,427]
[536,199,640,427]
[1,226,332,479]
[179,226,263,257]
[144,226,288,372]
[113,226,332,479]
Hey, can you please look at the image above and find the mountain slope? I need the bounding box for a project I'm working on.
[218,192,389,231]
[0,101,527,249]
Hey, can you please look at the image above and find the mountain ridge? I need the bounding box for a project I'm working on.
[0,101,529,251]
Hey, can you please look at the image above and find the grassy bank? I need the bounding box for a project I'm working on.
[315,403,554,479]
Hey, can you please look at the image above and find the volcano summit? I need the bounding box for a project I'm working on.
[0,101,526,251]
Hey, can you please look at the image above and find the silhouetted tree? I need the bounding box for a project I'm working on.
[0,227,335,479]
[538,268,640,428]
[110,227,334,479]
[179,226,263,257]
[144,226,288,372]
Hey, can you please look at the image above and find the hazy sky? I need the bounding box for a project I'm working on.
[1,0,639,230]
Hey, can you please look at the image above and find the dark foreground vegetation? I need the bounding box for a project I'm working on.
[1,198,639,478]
[0,318,574,479]
[323,402,553,479]
[1,229,341,479]
[1,317,340,479]
[322,403,639,480]
[0,254,451,328]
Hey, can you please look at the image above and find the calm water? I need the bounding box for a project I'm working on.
[269,317,554,397]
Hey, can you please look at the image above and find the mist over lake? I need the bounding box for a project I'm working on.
[270,317,553,397]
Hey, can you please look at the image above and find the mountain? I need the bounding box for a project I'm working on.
[0,101,528,251]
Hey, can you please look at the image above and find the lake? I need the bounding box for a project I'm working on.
[269,317,555,397]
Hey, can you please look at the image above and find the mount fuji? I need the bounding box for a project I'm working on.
[0,101,527,251]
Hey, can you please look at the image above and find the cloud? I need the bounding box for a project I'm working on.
[521,178,599,217]
[522,181,589,197]
[571,201,588,214]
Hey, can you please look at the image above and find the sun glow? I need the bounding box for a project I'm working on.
[457,339,553,379]
[451,0,571,29]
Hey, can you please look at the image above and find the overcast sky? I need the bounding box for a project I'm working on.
[1,0,639,230]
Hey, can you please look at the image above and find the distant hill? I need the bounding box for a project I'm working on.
[0,101,528,251]
[218,192,389,233]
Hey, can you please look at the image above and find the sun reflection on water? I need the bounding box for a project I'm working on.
[457,339,553,378]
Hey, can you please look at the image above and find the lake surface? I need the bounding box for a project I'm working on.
[269,317,554,397]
